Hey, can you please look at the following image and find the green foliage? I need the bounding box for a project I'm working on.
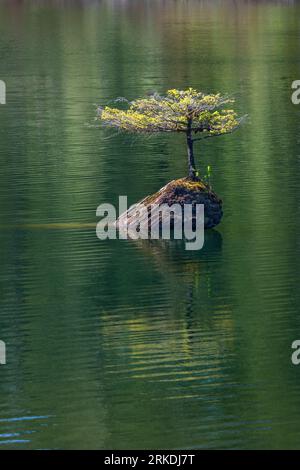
[203,165,212,188]
[98,88,242,138]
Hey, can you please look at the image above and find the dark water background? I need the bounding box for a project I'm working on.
[0,0,300,449]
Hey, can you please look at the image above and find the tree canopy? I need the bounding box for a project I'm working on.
[98,88,244,180]
[98,88,241,139]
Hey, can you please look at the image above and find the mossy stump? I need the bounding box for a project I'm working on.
[116,177,223,234]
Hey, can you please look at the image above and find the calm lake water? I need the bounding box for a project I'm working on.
[0,0,300,450]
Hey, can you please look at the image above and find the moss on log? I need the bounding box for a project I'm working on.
[116,177,223,234]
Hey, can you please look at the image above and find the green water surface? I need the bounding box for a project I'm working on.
[0,0,300,450]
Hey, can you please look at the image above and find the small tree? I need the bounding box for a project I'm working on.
[98,88,242,180]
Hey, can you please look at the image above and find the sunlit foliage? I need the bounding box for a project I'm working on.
[98,88,241,138]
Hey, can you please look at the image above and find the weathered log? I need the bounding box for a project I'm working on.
[115,177,223,235]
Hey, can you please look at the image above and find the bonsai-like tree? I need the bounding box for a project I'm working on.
[98,88,242,180]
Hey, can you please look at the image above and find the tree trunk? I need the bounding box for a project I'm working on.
[187,119,196,180]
